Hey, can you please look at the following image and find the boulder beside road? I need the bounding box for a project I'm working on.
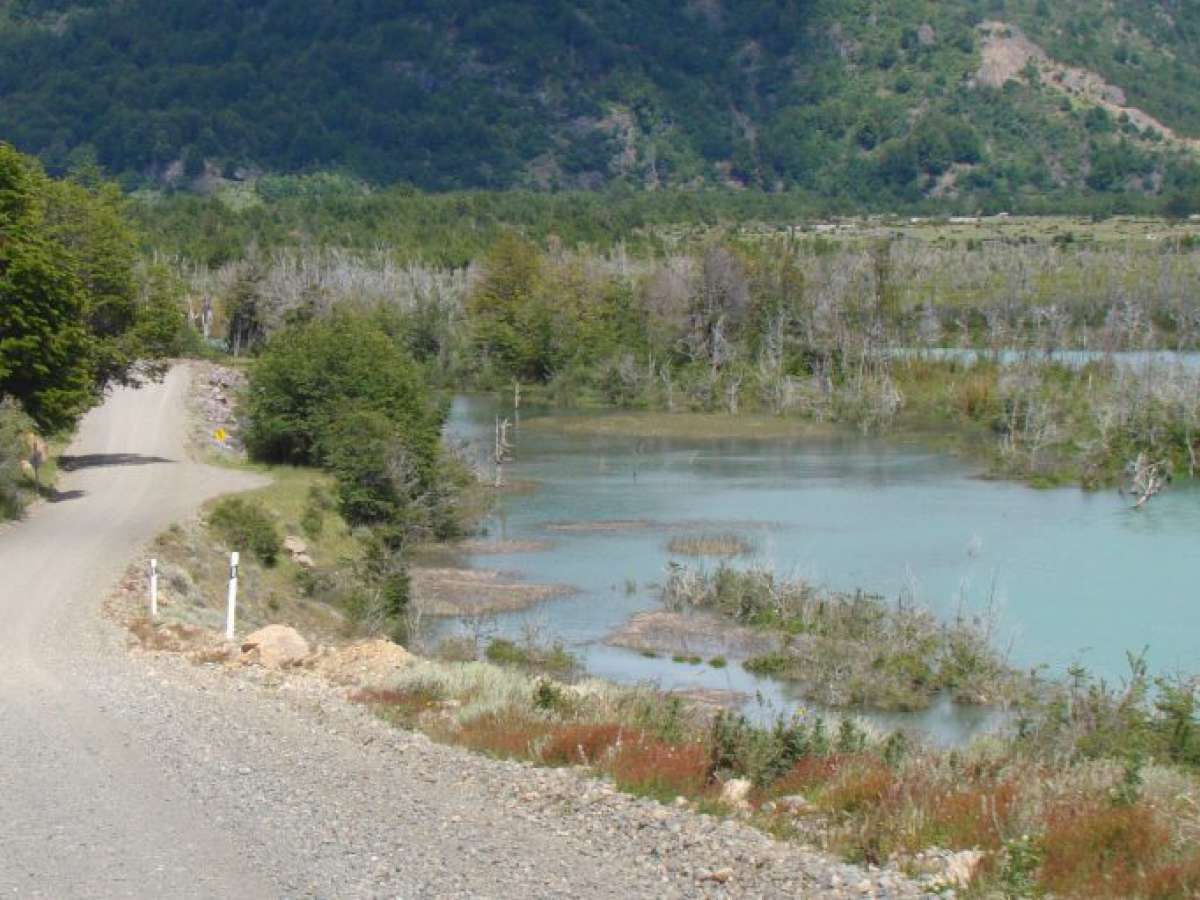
[241,625,310,669]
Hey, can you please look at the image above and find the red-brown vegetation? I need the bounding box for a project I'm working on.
[610,738,713,800]
[541,723,631,766]
[454,713,553,760]
[1040,801,1200,898]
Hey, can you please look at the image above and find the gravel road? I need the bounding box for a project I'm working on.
[0,368,938,899]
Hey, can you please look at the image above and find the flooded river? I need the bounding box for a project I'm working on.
[435,395,1199,743]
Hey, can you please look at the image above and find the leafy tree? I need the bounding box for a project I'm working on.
[0,145,92,429]
[42,172,182,388]
[0,143,184,430]
[467,232,547,381]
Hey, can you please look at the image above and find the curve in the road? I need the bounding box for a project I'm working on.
[0,367,271,898]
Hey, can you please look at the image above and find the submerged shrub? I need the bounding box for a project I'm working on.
[666,533,754,558]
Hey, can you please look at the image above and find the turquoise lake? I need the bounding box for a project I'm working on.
[437,395,1199,742]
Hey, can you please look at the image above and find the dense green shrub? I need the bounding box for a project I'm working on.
[245,313,441,469]
[207,496,281,566]
[244,311,470,547]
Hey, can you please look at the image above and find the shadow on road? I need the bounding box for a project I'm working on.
[48,489,86,503]
[58,453,175,472]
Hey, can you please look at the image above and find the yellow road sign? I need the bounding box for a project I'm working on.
[213,428,228,444]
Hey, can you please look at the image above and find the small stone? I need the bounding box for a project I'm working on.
[719,777,752,807]
[700,867,734,883]
[777,794,814,815]
[283,535,308,556]
[939,849,986,888]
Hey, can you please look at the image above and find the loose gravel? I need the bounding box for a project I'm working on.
[110,644,946,899]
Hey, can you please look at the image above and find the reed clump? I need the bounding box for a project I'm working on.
[666,533,755,558]
[661,562,1019,712]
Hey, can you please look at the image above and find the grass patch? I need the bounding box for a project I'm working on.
[147,465,363,641]
[611,738,712,802]
[482,636,581,680]
[666,533,754,558]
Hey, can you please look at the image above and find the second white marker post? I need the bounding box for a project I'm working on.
[225,551,240,641]
[150,558,159,619]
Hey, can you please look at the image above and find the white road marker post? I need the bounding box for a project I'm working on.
[224,551,240,641]
[150,558,159,619]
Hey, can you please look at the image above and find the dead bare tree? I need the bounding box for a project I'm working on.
[1123,452,1171,508]
[687,246,749,375]
[494,417,514,487]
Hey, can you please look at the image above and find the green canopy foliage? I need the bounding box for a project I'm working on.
[244,313,450,536]
[2,0,1200,205]
[0,143,187,430]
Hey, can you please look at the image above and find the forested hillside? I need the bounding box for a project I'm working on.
[2,0,1200,207]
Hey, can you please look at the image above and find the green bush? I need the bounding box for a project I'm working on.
[0,399,35,520]
[245,312,441,468]
[208,497,281,566]
[743,652,792,677]
[300,484,332,538]
[485,637,580,679]
[244,312,449,536]
[485,637,529,667]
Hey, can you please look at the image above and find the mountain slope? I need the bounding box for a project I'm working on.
[1,0,1199,205]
